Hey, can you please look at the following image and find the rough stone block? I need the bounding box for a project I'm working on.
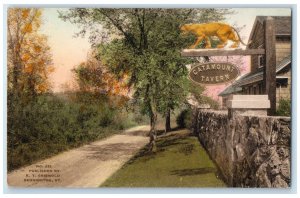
[194,109,291,188]
[235,143,246,162]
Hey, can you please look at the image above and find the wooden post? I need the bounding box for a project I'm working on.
[264,17,277,115]
[181,48,265,57]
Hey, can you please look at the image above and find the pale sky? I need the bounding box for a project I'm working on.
[39,8,291,93]
[40,8,90,92]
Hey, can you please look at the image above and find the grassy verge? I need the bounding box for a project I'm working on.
[101,129,226,187]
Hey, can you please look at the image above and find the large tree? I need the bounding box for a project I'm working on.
[60,8,232,151]
[8,8,53,96]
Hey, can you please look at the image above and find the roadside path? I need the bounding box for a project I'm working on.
[7,125,150,187]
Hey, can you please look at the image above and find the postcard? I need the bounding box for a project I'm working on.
[6,7,292,189]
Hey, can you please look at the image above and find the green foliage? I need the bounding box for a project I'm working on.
[176,108,193,129]
[276,98,291,117]
[72,62,105,92]
[59,8,232,128]
[7,92,147,171]
[96,11,192,118]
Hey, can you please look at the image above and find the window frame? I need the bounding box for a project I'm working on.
[258,55,265,68]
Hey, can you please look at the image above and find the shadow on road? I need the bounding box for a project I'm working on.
[80,142,144,161]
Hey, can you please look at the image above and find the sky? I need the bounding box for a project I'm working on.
[40,8,90,92]
[39,8,291,95]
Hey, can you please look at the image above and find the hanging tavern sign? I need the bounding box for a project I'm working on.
[189,62,240,85]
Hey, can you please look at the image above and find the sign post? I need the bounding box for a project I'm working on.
[264,17,277,116]
[181,19,277,115]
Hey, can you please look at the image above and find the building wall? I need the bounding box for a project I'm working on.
[276,37,291,63]
[276,67,291,105]
[241,81,263,95]
[193,109,291,187]
[249,22,265,73]
[249,21,291,74]
[240,79,290,106]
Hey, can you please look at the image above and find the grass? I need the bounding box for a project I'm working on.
[101,129,226,187]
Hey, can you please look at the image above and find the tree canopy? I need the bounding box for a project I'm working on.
[60,8,233,150]
[8,8,54,97]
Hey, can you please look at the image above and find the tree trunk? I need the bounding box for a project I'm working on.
[165,108,171,133]
[12,62,20,95]
[12,52,22,96]
[149,112,157,152]
[148,98,157,152]
[28,75,36,97]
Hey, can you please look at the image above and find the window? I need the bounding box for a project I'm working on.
[276,78,288,88]
[258,55,265,68]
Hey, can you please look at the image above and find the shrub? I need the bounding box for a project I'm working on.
[276,98,291,117]
[7,92,146,171]
[176,108,193,129]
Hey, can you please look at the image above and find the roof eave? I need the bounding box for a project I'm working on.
[247,17,259,49]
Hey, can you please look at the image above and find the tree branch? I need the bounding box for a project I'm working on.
[98,9,137,49]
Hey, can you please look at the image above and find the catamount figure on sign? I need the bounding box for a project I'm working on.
[180,23,248,49]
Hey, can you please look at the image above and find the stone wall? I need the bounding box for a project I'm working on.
[193,109,291,187]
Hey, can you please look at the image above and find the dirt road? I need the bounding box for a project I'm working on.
[7,125,150,188]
